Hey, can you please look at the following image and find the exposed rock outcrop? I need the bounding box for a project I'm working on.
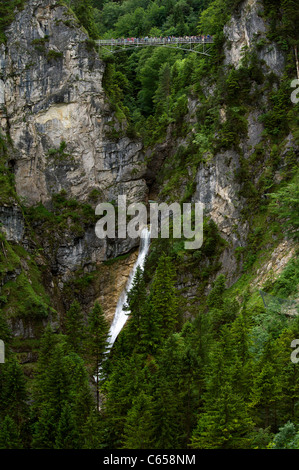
[0,0,150,329]
[0,0,147,208]
[0,205,24,242]
[223,0,285,76]
[0,0,150,289]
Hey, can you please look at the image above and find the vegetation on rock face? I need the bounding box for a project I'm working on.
[61,0,99,38]
[269,175,299,242]
[0,133,17,205]
[0,0,298,450]
[0,0,26,43]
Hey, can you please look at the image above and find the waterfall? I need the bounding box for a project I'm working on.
[94,227,150,387]
[107,226,151,349]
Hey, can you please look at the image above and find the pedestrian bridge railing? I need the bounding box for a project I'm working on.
[95,36,214,55]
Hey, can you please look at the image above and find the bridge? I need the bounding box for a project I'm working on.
[96,36,214,56]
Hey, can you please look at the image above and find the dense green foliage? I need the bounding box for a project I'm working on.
[95,0,212,38]
[2,255,297,449]
[62,0,99,38]
[0,300,109,449]
[98,262,299,449]
[269,174,299,241]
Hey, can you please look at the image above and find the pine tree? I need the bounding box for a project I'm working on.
[147,253,178,340]
[0,415,23,449]
[250,338,283,430]
[124,266,147,348]
[271,421,299,449]
[0,309,12,345]
[87,301,110,409]
[32,323,59,409]
[122,391,155,449]
[271,328,299,425]
[45,343,72,415]
[72,381,95,434]
[152,377,183,449]
[0,356,28,427]
[72,0,98,39]
[139,300,162,355]
[191,380,254,449]
[32,342,72,448]
[281,0,299,43]
[37,323,58,368]
[55,403,79,449]
[32,407,56,449]
[65,300,86,355]
[207,274,226,310]
[229,307,252,364]
[100,354,146,448]
[153,63,171,118]
[159,332,202,446]
[191,332,254,449]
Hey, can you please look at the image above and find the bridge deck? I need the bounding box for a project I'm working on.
[96,37,213,46]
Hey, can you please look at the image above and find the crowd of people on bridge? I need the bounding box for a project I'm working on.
[98,35,213,45]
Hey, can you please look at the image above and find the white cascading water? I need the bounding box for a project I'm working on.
[95,227,151,384]
[107,226,151,349]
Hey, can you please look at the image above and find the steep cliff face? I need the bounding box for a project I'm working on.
[224,0,285,73]
[212,0,296,284]
[0,0,147,208]
[0,0,297,337]
[0,0,150,335]
[0,0,150,322]
[143,0,298,298]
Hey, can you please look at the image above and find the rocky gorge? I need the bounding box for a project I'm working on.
[0,0,297,393]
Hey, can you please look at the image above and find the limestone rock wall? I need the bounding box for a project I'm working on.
[223,0,285,75]
[0,205,24,242]
[0,0,149,328]
[0,0,147,208]
[0,0,149,284]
